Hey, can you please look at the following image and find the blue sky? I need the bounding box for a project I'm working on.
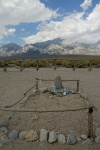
[0,0,100,46]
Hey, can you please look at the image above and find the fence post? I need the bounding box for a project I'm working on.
[88,107,94,138]
[54,59,56,70]
[76,81,79,92]
[36,79,38,91]
[73,61,76,71]
[36,60,39,71]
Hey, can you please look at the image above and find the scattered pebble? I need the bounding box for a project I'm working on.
[95,136,100,144]
[67,133,77,145]
[8,130,19,139]
[25,129,38,142]
[58,134,66,144]
[19,131,27,140]
[81,134,87,140]
[48,131,57,143]
[40,129,48,142]
[1,135,9,144]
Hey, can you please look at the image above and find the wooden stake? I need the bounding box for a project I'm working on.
[76,81,79,92]
[36,60,39,71]
[88,107,94,138]
[54,59,56,70]
[36,79,38,91]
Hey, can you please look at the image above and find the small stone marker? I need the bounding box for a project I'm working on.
[58,134,66,144]
[95,136,100,144]
[8,130,19,139]
[67,133,77,145]
[54,76,62,89]
[19,131,27,140]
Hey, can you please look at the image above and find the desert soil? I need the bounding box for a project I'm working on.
[0,67,100,150]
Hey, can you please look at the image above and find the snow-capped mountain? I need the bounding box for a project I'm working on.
[0,38,100,58]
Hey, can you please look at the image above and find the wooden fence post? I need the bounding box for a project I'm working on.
[88,107,94,138]
[76,81,79,92]
[73,61,76,71]
[36,60,39,71]
[54,59,56,70]
[36,79,38,91]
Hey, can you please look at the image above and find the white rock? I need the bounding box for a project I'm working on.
[48,131,57,143]
[81,134,87,140]
[95,128,100,137]
[67,133,77,145]
[32,115,38,120]
[40,88,48,93]
[19,131,27,140]
[49,95,53,99]
[25,129,38,142]
[40,129,48,142]
[58,134,66,144]
[95,136,100,144]
[77,137,82,142]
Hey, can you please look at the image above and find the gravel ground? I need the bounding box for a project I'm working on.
[0,67,100,150]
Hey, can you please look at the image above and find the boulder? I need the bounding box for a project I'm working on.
[67,133,77,145]
[58,134,66,144]
[40,129,48,142]
[48,131,57,143]
[25,129,38,142]
[19,131,27,140]
[8,130,19,139]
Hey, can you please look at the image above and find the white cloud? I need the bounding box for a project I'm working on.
[80,0,92,10]
[0,0,57,39]
[24,3,100,44]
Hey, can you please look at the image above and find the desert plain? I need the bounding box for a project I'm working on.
[0,67,100,150]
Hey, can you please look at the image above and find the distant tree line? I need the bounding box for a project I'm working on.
[0,58,100,68]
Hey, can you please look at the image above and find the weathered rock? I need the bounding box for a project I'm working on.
[82,138,92,147]
[58,134,66,144]
[40,129,48,142]
[0,143,2,147]
[19,131,27,140]
[40,88,48,93]
[0,127,8,135]
[32,115,38,120]
[54,76,62,89]
[95,136,100,144]
[81,134,87,140]
[96,123,100,128]
[8,130,19,139]
[0,131,5,138]
[95,128,100,137]
[1,135,9,144]
[25,129,38,142]
[0,118,10,127]
[48,131,57,143]
[49,95,53,99]
[67,133,77,145]
[77,137,82,142]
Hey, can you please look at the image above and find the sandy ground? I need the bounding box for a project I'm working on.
[0,67,100,150]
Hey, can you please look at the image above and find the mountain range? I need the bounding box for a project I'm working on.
[0,38,100,58]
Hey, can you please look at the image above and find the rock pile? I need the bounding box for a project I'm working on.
[1,116,100,148]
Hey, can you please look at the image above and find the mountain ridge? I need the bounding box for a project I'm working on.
[0,38,100,58]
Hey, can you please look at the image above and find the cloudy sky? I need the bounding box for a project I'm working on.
[0,0,100,45]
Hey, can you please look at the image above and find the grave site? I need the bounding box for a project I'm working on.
[0,68,100,150]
